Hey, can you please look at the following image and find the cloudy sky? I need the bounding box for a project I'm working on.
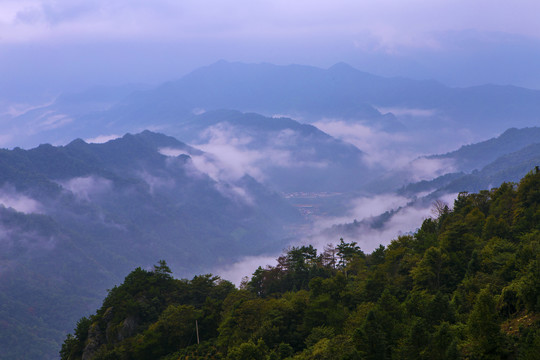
[2,0,540,101]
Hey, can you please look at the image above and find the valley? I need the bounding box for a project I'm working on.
[1,62,539,359]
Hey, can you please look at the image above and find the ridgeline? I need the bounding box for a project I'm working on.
[61,169,540,359]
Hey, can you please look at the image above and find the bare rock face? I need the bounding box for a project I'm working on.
[81,322,104,360]
[119,316,139,341]
[106,315,139,343]
[81,307,114,360]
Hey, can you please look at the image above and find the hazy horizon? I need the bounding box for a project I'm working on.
[2,0,540,105]
[1,3,540,358]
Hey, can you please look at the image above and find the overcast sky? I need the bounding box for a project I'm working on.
[2,0,540,101]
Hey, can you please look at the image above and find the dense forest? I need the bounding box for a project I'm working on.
[61,169,540,359]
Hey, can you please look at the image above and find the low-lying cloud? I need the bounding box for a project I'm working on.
[313,120,413,168]
[192,123,327,183]
[313,193,411,231]
[0,223,58,259]
[313,120,456,181]
[85,134,120,144]
[60,176,112,201]
[408,157,456,182]
[315,192,458,253]
[214,254,278,286]
[0,186,42,214]
[158,147,188,157]
[214,190,458,285]
[138,171,175,195]
[159,144,257,204]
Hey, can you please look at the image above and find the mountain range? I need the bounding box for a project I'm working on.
[3,61,540,150]
[1,61,540,359]
[0,131,300,359]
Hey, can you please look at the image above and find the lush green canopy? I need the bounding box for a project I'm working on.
[62,169,540,359]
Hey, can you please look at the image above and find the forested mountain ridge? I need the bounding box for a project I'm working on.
[61,169,540,359]
[428,127,540,173]
[0,131,300,360]
[168,109,377,192]
[399,129,540,198]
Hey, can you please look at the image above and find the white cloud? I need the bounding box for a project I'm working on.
[210,187,459,285]
[408,157,456,182]
[60,176,112,201]
[192,123,316,183]
[313,119,413,168]
[313,193,410,231]
[1,1,539,46]
[181,153,257,205]
[85,134,120,144]
[0,224,57,255]
[217,182,255,205]
[214,254,278,286]
[213,192,458,285]
[313,119,457,181]
[37,113,72,131]
[349,194,411,222]
[193,143,266,182]
[158,132,260,204]
[138,171,174,195]
[312,192,458,253]
[0,133,14,147]
[0,186,42,213]
[0,99,55,117]
[158,147,187,157]
[188,154,224,181]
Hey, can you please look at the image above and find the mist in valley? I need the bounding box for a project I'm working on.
[1,1,540,359]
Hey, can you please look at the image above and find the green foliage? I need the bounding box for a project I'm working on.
[61,171,540,360]
[466,288,504,357]
[1,131,302,360]
[227,339,268,360]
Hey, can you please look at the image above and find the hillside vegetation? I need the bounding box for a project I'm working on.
[62,169,540,359]
[0,131,299,359]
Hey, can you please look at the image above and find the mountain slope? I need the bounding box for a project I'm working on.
[398,128,540,197]
[166,110,378,192]
[428,127,540,173]
[60,170,540,360]
[0,131,301,360]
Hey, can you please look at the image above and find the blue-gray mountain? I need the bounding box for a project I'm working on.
[328,127,540,241]
[402,127,540,196]
[168,109,378,192]
[5,61,540,149]
[2,61,540,360]
[0,131,300,360]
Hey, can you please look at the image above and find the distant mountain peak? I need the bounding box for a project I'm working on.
[328,62,354,71]
[66,138,88,148]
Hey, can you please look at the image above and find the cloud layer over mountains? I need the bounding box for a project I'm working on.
[1,1,540,105]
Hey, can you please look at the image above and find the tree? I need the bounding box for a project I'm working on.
[412,247,450,292]
[432,199,450,218]
[132,304,202,359]
[356,311,388,360]
[227,339,268,360]
[336,238,364,274]
[153,259,172,278]
[467,288,503,357]
[321,243,338,269]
